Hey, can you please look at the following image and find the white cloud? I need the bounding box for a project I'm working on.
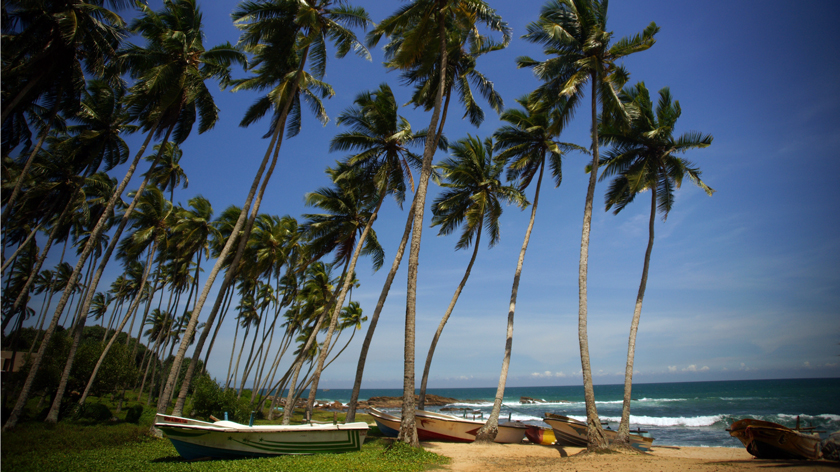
[530,371,567,378]
[826,363,837,368]
[804,361,811,368]
[668,366,677,372]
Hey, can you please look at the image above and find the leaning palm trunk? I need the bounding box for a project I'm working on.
[476,161,545,442]
[578,76,607,449]
[70,240,158,417]
[9,193,78,315]
[281,307,331,425]
[399,14,448,447]
[2,100,60,229]
[304,186,386,417]
[42,126,174,424]
[3,119,162,431]
[155,50,309,420]
[418,224,482,410]
[1,221,43,275]
[616,188,656,443]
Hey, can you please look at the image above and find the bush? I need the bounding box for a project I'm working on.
[125,404,143,424]
[79,402,112,422]
[188,374,251,422]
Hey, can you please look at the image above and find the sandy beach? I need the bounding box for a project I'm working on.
[422,442,840,471]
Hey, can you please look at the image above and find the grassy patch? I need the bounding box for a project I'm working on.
[2,419,447,472]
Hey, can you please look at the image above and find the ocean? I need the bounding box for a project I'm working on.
[302,378,840,447]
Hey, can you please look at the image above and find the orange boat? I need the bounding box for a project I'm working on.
[728,418,822,460]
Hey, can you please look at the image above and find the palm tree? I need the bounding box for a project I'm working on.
[144,142,188,204]
[598,83,713,443]
[418,135,525,411]
[369,0,509,445]
[1,0,127,222]
[298,164,385,420]
[474,95,583,440]
[518,0,658,448]
[333,84,443,423]
[160,0,372,417]
[3,0,243,431]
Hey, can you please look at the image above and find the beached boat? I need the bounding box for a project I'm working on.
[154,414,368,460]
[728,418,822,460]
[543,413,654,451]
[524,425,557,445]
[367,408,526,444]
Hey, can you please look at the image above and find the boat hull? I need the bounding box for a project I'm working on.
[524,425,557,445]
[544,415,654,452]
[155,414,368,460]
[368,408,526,443]
[729,419,822,460]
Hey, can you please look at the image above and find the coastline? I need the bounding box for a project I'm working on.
[422,442,840,471]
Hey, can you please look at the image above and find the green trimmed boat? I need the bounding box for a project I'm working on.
[155,414,368,460]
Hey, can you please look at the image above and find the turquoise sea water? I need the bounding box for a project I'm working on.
[300,378,840,447]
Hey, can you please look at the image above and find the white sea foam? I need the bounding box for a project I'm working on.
[636,397,687,403]
[590,415,724,427]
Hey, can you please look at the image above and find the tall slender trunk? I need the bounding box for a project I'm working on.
[578,74,607,449]
[616,187,656,443]
[399,10,448,447]
[225,317,241,390]
[281,307,330,425]
[418,223,482,410]
[28,240,68,356]
[68,240,158,418]
[3,119,161,431]
[171,250,207,416]
[2,99,60,228]
[476,161,545,442]
[346,123,445,423]
[156,49,312,426]
[41,126,174,424]
[10,192,76,314]
[305,186,386,416]
[1,221,43,275]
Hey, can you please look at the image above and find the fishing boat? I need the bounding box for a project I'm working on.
[728,418,822,460]
[524,425,557,445]
[543,413,654,451]
[154,414,369,460]
[367,408,526,443]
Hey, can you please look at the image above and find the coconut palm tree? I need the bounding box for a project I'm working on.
[598,83,713,443]
[160,1,372,417]
[1,0,127,222]
[473,95,584,440]
[333,84,444,423]
[518,0,658,448]
[369,0,509,445]
[296,164,385,421]
[418,135,525,411]
[144,142,188,204]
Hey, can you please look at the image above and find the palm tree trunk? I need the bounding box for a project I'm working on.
[398,10,448,448]
[232,323,252,394]
[3,118,162,431]
[9,193,77,315]
[616,187,656,443]
[418,224,482,410]
[68,241,158,419]
[476,161,545,442]
[281,308,330,425]
[345,199,417,424]
[2,99,60,229]
[1,221,43,275]
[225,318,241,390]
[304,185,386,416]
[578,74,607,449]
[156,48,312,426]
[28,241,68,356]
[171,249,208,416]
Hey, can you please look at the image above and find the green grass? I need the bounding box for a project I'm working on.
[2,410,447,472]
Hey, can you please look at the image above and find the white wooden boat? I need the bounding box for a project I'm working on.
[728,418,822,460]
[543,413,654,451]
[368,408,526,443]
[154,414,368,460]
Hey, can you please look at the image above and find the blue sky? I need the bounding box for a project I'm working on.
[25,0,840,389]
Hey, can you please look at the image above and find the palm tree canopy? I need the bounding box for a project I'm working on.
[118,0,246,142]
[599,82,714,216]
[518,0,658,121]
[431,135,527,250]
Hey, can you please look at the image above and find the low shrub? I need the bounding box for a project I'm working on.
[188,374,251,422]
[125,404,143,424]
[79,402,112,422]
